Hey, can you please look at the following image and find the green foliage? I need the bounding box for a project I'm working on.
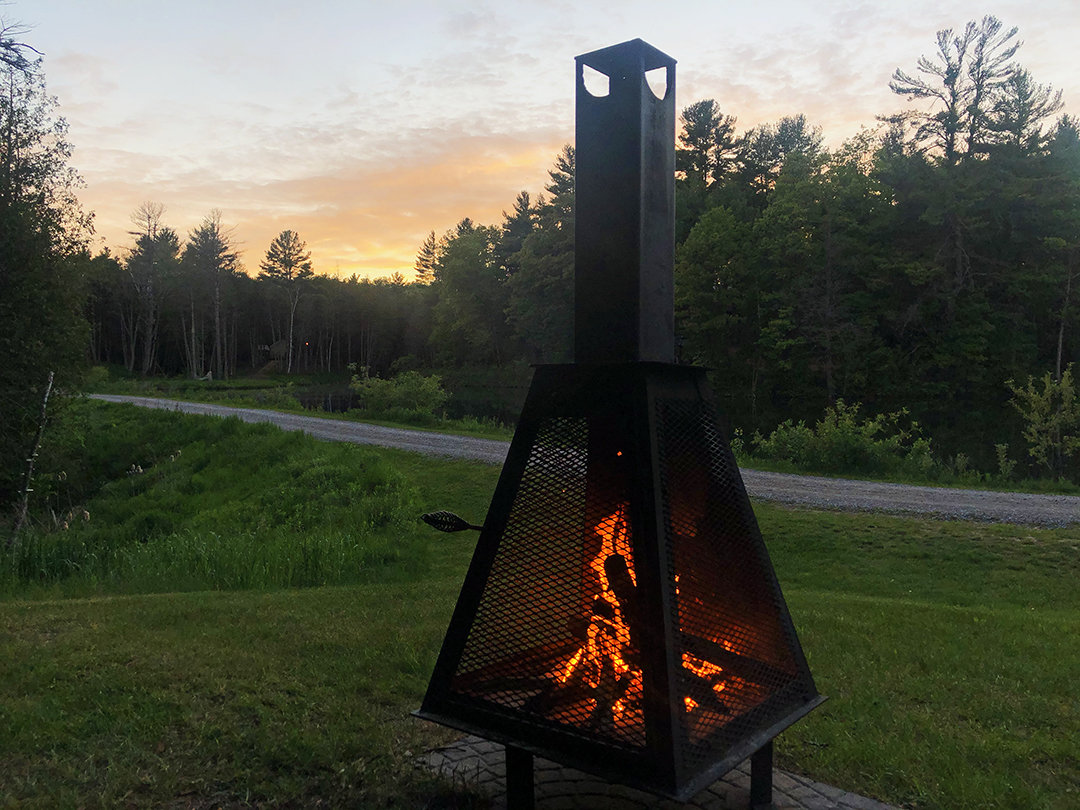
[1,401,424,596]
[1007,365,1080,478]
[67,16,1080,487]
[349,369,447,417]
[428,223,514,366]
[0,52,91,511]
[995,443,1017,480]
[752,400,936,477]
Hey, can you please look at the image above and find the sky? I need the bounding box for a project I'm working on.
[20,0,1080,280]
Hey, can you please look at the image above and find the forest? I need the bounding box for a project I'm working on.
[4,15,1080,497]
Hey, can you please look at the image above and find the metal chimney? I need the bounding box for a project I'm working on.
[574,39,676,364]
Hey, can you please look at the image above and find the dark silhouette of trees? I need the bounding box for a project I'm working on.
[889,15,1021,164]
[506,145,575,362]
[125,203,179,376]
[0,29,91,511]
[258,230,313,374]
[59,14,1080,479]
[179,211,241,379]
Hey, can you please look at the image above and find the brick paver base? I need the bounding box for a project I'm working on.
[419,735,899,810]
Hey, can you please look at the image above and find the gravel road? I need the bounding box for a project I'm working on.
[90,394,1080,528]
[90,394,510,464]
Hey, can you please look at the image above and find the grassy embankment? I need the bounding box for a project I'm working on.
[84,364,1080,495]
[2,401,1078,809]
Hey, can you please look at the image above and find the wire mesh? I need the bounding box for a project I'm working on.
[451,416,647,748]
[656,398,804,771]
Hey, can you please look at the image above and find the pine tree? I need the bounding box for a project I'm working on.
[258,230,313,374]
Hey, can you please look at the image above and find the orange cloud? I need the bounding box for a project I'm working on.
[77,127,571,280]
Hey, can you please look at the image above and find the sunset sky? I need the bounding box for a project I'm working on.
[23,0,1080,280]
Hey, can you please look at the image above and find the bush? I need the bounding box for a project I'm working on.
[1006,365,1080,481]
[82,365,111,391]
[349,370,447,416]
[752,400,937,478]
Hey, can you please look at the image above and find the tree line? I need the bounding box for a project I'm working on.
[81,145,576,382]
[4,14,1080,509]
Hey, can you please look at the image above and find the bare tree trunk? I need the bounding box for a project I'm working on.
[1057,259,1074,383]
[287,293,297,374]
[228,312,238,378]
[180,313,193,378]
[140,284,157,377]
[7,371,54,550]
[119,305,140,372]
[212,272,224,380]
[823,216,836,405]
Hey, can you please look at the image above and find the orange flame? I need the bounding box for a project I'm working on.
[553,506,641,725]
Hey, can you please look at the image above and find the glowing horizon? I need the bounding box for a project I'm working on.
[26,0,1080,280]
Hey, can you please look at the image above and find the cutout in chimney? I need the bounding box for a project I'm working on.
[582,64,610,97]
[645,66,668,99]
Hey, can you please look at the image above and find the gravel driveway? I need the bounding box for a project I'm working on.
[90,395,1080,528]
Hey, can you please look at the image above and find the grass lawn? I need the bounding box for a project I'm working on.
[2,404,1078,809]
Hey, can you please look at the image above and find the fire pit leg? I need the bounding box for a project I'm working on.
[750,740,775,810]
[505,745,535,810]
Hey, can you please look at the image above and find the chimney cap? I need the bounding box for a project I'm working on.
[575,38,675,76]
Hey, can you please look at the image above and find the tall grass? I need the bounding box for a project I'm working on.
[3,400,427,597]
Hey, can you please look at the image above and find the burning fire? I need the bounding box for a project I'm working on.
[548,504,734,732]
[553,506,642,727]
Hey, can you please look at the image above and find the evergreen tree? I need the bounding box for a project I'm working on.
[430,224,513,365]
[258,230,313,374]
[180,211,241,379]
[889,15,1021,164]
[413,230,440,283]
[675,100,741,241]
[124,204,179,377]
[494,190,536,277]
[506,145,575,361]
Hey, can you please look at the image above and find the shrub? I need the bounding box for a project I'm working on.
[753,400,937,478]
[1006,365,1080,481]
[349,370,447,416]
[82,365,111,391]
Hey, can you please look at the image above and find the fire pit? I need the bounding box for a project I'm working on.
[416,39,824,810]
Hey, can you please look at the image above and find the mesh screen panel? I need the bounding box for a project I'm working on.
[451,416,647,748]
[421,366,822,798]
[656,399,801,772]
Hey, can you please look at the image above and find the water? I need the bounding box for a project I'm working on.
[294,392,356,413]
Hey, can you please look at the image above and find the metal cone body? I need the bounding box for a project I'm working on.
[416,363,824,801]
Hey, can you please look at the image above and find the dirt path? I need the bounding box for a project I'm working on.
[90,395,1080,527]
